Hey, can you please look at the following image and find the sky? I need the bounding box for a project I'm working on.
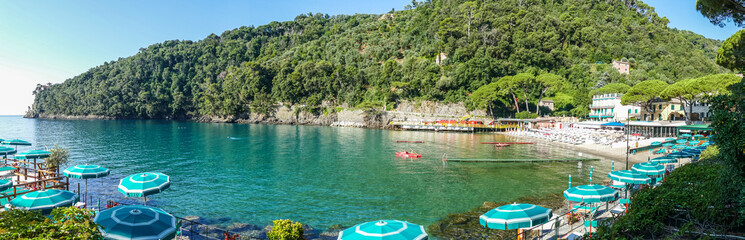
[0,0,740,115]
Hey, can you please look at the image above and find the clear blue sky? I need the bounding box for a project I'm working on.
[0,0,740,115]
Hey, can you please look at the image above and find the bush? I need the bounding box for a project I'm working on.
[515,112,539,119]
[267,219,304,240]
[0,207,101,239]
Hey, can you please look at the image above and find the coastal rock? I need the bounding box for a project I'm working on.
[318,230,341,240]
[226,222,261,233]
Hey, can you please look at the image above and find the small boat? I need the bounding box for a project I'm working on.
[494,143,510,147]
[480,142,534,144]
[396,151,423,158]
[396,140,425,143]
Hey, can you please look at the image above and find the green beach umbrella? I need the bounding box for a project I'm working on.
[338,220,427,240]
[0,179,12,191]
[650,156,678,164]
[563,184,618,203]
[14,149,51,160]
[632,162,665,177]
[94,205,177,240]
[608,170,651,184]
[118,172,170,205]
[6,189,78,214]
[680,133,692,138]
[64,165,110,206]
[479,203,553,230]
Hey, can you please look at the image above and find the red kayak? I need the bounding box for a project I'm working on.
[396,152,423,158]
[494,143,510,147]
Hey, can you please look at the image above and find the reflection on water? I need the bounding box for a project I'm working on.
[0,116,613,227]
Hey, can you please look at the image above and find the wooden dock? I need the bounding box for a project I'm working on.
[445,158,600,163]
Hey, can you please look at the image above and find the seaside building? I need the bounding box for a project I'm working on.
[638,98,686,121]
[626,121,686,138]
[538,100,554,111]
[689,100,711,122]
[612,60,630,74]
[588,93,639,121]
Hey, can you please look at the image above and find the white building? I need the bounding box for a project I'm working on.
[589,93,640,122]
[690,100,711,122]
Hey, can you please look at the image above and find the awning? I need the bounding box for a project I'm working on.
[601,122,625,127]
[677,124,712,131]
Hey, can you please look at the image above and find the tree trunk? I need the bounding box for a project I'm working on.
[687,99,693,125]
[511,92,520,113]
[536,88,548,116]
[521,85,531,113]
[488,103,494,118]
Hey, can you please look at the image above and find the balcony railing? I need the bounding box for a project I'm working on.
[589,105,615,109]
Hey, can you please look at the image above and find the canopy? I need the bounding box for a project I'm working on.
[1,139,31,146]
[479,203,553,230]
[6,189,78,214]
[94,205,177,240]
[118,172,171,197]
[677,124,712,131]
[632,162,665,177]
[63,165,110,179]
[608,170,651,184]
[601,122,625,127]
[338,220,427,240]
[650,156,678,164]
[14,149,51,159]
[563,184,618,203]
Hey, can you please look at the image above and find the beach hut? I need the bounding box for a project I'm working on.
[118,172,170,205]
[6,189,78,214]
[63,165,110,207]
[479,203,553,239]
[94,205,178,240]
[338,220,427,240]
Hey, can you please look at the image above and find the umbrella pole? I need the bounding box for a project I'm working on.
[144,196,147,206]
[85,179,88,209]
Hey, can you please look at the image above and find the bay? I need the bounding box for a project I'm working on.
[0,116,611,228]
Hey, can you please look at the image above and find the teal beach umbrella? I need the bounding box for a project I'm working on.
[680,133,692,138]
[563,184,618,203]
[682,148,702,156]
[6,189,78,214]
[689,140,701,145]
[650,156,678,164]
[650,141,661,147]
[672,144,687,149]
[1,139,31,146]
[662,143,674,147]
[118,172,170,205]
[94,205,178,240]
[338,220,428,240]
[608,170,651,184]
[64,165,110,206]
[675,139,687,144]
[664,138,675,141]
[693,134,704,138]
[0,179,11,191]
[632,162,665,177]
[14,149,51,160]
[0,146,16,157]
[668,151,693,158]
[479,203,553,230]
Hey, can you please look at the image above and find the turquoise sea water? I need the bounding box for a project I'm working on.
[0,116,613,228]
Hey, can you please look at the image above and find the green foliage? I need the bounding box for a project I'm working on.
[696,0,745,27]
[709,78,745,174]
[46,145,70,171]
[620,80,669,116]
[514,111,538,119]
[589,83,630,96]
[0,207,102,239]
[698,145,720,162]
[30,0,727,119]
[267,219,304,240]
[718,29,745,72]
[594,162,743,239]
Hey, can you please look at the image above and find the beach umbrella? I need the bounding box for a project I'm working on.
[1,139,31,148]
[694,146,707,151]
[479,203,553,230]
[14,149,51,160]
[563,184,618,203]
[118,172,170,205]
[650,156,678,164]
[701,142,712,147]
[608,170,651,184]
[680,133,692,138]
[682,148,702,156]
[338,220,427,240]
[689,140,701,145]
[664,138,675,141]
[693,134,704,138]
[63,165,110,206]
[0,146,16,158]
[0,179,12,191]
[675,139,687,144]
[632,162,665,177]
[662,143,674,147]
[668,151,693,159]
[94,205,178,240]
[650,142,661,147]
[6,189,78,214]
[673,144,687,149]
